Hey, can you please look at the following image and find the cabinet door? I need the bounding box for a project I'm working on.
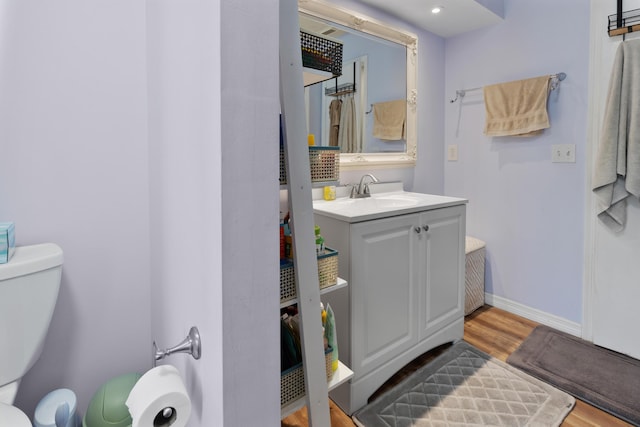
[418,205,466,339]
[350,213,419,377]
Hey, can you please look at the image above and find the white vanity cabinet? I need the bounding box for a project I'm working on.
[314,200,466,414]
[350,212,418,379]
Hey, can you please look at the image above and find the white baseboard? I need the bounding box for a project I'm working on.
[485,293,582,337]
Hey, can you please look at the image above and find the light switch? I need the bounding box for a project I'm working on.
[447,145,458,161]
[551,144,576,163]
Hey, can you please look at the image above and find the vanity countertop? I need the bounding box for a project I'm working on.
[313,190,468,223]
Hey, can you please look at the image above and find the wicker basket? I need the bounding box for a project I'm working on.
[280,248,338,304]
[465,236,486,315]
[309,146,340,183]
[281,347,334,407]
[279,147,286,185]
[300,31,343,77]
[280,146,340,186]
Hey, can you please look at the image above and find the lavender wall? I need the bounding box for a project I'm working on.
[444,0,590,323]
[140,0,279,425]
[146,0,227,425]
[1,1,277,425]
[220,0,281,425]
[0,0,151,415]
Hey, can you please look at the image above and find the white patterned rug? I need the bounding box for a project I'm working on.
[353,341,575,427]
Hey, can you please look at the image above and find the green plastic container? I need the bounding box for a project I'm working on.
[83,373,141,427]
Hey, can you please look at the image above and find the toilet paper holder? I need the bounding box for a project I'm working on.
[153,326,201,367]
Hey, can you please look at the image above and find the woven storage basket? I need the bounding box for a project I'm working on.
[300,31,343,76]
[465,236,486,315]
[281,347,334,407]
[308,146,339,183]
[280,248,338,304]
[279,146,286,185]
[280,146,340,185]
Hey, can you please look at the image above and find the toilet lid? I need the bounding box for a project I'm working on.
[0,402,32,426]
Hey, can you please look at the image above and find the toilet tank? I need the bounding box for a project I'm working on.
[0,243,63,388]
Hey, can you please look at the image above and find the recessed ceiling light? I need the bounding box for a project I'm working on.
[432,6,443,14]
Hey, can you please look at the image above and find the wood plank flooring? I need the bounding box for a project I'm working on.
[281,305,633,427]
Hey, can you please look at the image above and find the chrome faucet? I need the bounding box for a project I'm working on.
[351,173,379,198]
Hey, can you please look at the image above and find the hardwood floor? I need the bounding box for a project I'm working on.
[281,305,633,426]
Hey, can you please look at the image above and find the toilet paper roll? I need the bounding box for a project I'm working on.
[125,365,191,427]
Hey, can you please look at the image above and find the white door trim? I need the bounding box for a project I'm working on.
[581,0,605,342]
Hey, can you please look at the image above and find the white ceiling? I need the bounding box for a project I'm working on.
[356,0,504,38]
[299,14,347,37]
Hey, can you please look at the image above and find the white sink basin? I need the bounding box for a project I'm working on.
[329,194,419,209]
[374,194,422,207]
[313,191,467,223]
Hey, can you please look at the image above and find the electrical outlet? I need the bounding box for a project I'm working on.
[551,144,575,163]
[447,145,458,161]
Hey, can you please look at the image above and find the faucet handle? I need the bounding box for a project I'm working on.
[350,184,358,198]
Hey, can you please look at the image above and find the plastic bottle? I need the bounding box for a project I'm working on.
[315,225,325,255]
[283,212,293,259]
[279,212,285,260]
[323,185,336,201]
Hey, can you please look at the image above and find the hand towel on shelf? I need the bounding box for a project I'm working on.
[483,75,551,137]
[593,39,640,232]
[372,99,406,140]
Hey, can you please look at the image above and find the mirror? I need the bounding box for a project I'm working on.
[298,0,418,170]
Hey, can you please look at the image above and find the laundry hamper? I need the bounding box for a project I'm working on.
[465,236,486,315]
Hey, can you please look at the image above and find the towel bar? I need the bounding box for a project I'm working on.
[449,72,566,103]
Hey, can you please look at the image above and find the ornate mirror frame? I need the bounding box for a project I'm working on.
[299,0,418,170]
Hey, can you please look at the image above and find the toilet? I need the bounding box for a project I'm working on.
[0,243,64,425]
[0,402,32,425]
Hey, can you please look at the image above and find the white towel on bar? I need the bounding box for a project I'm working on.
[593,39,640,231]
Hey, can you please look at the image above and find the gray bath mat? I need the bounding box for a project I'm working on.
[353,341,574,427]
[508,325,640,426]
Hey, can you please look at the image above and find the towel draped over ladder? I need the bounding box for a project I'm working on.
[593,39,640,231]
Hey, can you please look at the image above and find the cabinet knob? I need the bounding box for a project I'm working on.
[414,227,421,233]
[423,225,430,232]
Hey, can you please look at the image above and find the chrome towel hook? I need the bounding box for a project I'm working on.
[153,326,201,367]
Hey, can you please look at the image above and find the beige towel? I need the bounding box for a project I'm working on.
[372,100,406,140]
[338,96,358,153]
[593,39,640,231]
[328,99,342,147]
[483,76,551,137]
